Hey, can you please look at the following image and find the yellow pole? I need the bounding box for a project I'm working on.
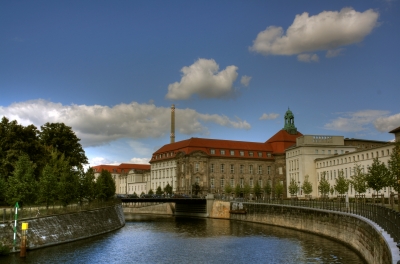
[20,222,28,258]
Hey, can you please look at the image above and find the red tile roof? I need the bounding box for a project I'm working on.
[92,163,150,173]
[265,129,303,153]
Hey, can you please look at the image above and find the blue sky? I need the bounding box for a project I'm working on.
[1,0,399,166]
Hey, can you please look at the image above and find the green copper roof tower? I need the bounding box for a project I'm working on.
[283,108,297,134]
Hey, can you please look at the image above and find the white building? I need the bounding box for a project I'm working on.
[150,157,177,192]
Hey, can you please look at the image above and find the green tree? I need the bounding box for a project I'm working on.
[318,172,330,198]
[39,122,88,169]
[288,178,299,197]
[234,184,242,197]
[243,183,251,199]
[77,167,97,204]
[264,181,272,199]
[350,164,367,194]
[96,169,116,201]
[5,154,38,206]
[224,182,232,195]
[302,175,313,197]
[0,175,6,203]
[156,186,163,195]
[334,171,349,195]
[38,163,58,209]
[253,180,262,199]
[148,189,154,195]
[274,182,284,199]
[365,157,390,195]
[388,142,400,194]
[58,168,79,207]
[164,183,173,195]
[192,182,201,196]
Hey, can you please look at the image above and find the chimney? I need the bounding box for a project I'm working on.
[170,104,175,143]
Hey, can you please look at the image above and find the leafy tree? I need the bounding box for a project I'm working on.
[96,169,116,201]
[224,182,232,194]
[350,164,367,194]
[38,163,58,209]
[5,154,38,206]
[334,171,349,195]
[234,184,242,197]
[77,167,97,204]
[329,186,334,196]
[58,168,79,207]
[156,186,163,195]
[0,175,6,203]
[164,183,173,195]
[243,183,251,198]
[388,142,400,194]
[288,178,299,197]
[302,175,313,196]
[264,181,272,198]
[148,189,154,195]
[253,180,262,198]
[318,172,330,198]
[192,183,201,196]
[274,182,284,199]
[365,157,390,195]
[39,122,88,169]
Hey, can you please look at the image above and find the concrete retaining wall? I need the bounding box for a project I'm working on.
[0,204,125,250]
[123,203,174,215]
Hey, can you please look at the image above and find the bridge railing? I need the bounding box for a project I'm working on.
[218,198,400,243]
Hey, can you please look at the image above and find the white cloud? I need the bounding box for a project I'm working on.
[0,99,251,147]
[324,110,390,132]
[250,8,379,57]
[129,158,150,164]
[326,48,344,58]
[88,157,118,166]
[165,58,239,100]
[240,75,252,87]
[374,113,400,132]
[259,113,279,120]
[297,53,319,62]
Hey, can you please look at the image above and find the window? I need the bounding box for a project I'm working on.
[249,165,253,174]
[322,150,325,154]
[258,165,262,174]
[211,164,214,173]
[267,153,271,157]
[195,163,199,172]
[258,152,262,157]
[230,178,234,187]
[240,165,244,174]
[334,150,337,154]
[249,151,254,157]
[211,178,215,188]
[258,179,262,187]
[195,177,200,184]
[328,150,331,154]
[230,150,235,156]
[240,178,244,188]
[267,166,271,174]
[315,149,318,154]
[230,164,234,173]
[240,151,244,156]
[220,178,225,188]
[220,150,225,155]
[220,164,225,173]
[250,178,253,187]
[210,149,215,155]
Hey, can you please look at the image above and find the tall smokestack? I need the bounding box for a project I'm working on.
[170,104,175,143]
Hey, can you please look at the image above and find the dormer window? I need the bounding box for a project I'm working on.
[220,150,225,155]
[249,152,253,157]
[230,150,235,156]
[210,149,215,155]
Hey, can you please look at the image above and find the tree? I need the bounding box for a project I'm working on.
[0,175,7,204]
[164,183,173,195]
[318,172,330,198]
[243,183,251,198]
[302,175,313,197]
[224,182,232,195]
[365,157,390,195]
[148,189,154,195]
[288,178,299,197]
[350,164,367,194]
[388,142,400,194]
[77,167,97,204]
[5,154,38,206]
[156,186,163,195]
[253,180,262,199]
[192,183,201,196]
[334,171,349,195]
[234,184,242,197]
[264,181,272,199]
[38,163,58,209]
[58,168,79,207]
[274,182,284,199]
[39,122,88,169]
[96,169,116,201]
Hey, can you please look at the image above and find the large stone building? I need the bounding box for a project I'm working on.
[149,108,302,198]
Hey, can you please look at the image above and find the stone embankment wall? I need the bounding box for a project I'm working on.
[0,204,125,250]
[226,203,392,264]
[123,203,174,217]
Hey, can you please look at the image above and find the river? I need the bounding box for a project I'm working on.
[2,214,365,263]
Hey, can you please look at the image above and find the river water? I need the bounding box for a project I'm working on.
[2,214,365,264]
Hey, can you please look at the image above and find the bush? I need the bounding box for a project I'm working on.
[0,242,10,255]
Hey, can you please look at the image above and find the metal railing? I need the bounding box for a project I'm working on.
[220,198,400,243]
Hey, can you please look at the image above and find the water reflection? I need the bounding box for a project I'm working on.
[2,214,365,264]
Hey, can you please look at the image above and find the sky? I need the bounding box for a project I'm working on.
[1,0,399,167]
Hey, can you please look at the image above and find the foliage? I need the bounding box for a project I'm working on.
[365,157,390,194]
[5,154,38,206]
[148,189,154,195]
[388,142,400,193]
[164,183,173,195]
[38,163,58,209]
[156,186,163,195]
[253,180,262,198]
[0,242,10,255]
[301,175,313,196]
[274,182,283,198]
[224,182,232,194]
[192,182,200,196]
[318,172,330,197]
[264,181,272,198]
[58,168,79,207]
[234,184,242,197]
[243,183,251,198]
[39,122,88,169]
[329,186,334,196]
[350,164,367,194]
[0,175,6,202]
[334,171,349,195]
[288,178,299,196]
[96,169,116,201]
[77,167,97,204]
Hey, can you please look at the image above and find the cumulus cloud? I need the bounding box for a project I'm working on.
[297,53,319,62]
[0,99,251,147]
[259,113,279,120]
[129,158,150,164]
[240,75,252,87]
[250,8,379,57]
[374,113,400,132]
[165,58,239,100]
[324,110,390,132]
